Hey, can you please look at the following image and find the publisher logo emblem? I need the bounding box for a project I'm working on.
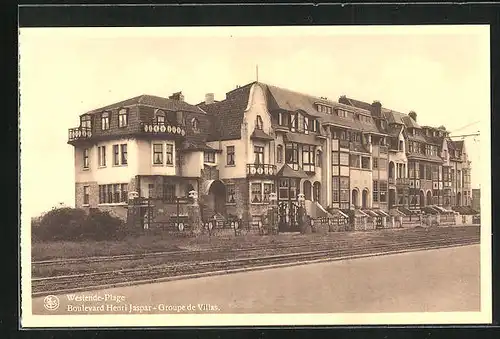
[43,295,60,311]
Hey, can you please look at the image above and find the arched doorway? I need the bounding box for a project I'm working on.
[313,181,321,203]
[426,191,432,206]
[389,161,395,181]
[352,189,359,208]
[362,189,368,209]
[303,180,312,200]
[456,192,462,206]
[419,190,425,208]
[207,180,226,215]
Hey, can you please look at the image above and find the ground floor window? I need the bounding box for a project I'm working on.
[83,186,89,205]
[226,183,236,203]
[379,181,387,203]
[251,181,276,203]
[98,183,128,204]
[163,183,176,202]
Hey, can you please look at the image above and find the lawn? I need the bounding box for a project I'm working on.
[31,225,479,262]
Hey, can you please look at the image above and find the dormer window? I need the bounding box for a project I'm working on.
[191,118,200,132]
[81,115,92,129]
[317,104,332,114]
[155,109,165,124]
[336,109,347,118]
[118,108,128,128]
[101,112,110,130]
[256,115,263,130]
[304,116,309,134]
[290,113,298,132]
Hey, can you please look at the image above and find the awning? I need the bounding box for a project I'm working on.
[373,209,390,217]
[285,132,321,146]
[362,210,378,217]
[250,129,274,141]
[354,209,368,217]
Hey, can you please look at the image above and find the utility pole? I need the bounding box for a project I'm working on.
[256,64,259,82]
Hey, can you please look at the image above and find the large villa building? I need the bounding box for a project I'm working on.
[68,82,474,230]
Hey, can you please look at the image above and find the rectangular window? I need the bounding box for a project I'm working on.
[285,143,299,165]
[121,184,128,202]
[332,151,339,165]
[227,146,235,165]
[350,154,360,168]
[153,144,163,164]
[98,185,105,204]
[204,151,215,163]
[166,144,173,165]
[373,157,378,169]
[121,144,127,165]
[163,183,175,202]
[339,152,349,166]
[226,184,235,203]
[101,112,110,130]
[263,183,274,203]
[83,148,89,169]
[361,157,370,169]
[304,116,309,134]
[426,165,432,180]
[279,179,289,200]
[290,180,297,199]
[113,144,119,165]
[98,146,106,167]
[379,181,387,202]
[118,108,128,127]
[302,145,315,166]
[106,184,113,203]
[148,183,154,198]
[81,115,92,129]
[332,177,339,202]
[113,184,120,203]
[254,146,264,164]
[373,180,379,202]
[419,164,425,179]
[251,183,262,203]
[83,186,89,205]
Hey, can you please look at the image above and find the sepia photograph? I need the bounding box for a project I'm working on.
[19,25,491,327]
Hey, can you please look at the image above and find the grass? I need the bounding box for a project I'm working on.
[31,225,479,263]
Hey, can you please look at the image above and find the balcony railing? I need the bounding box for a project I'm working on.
[379,145,388,154]
[349,142,370,153]
[140,122,186,138]
[68,126,92,142]
[246,164,277,177]
[339,140,350,149]
[396,178,410,186]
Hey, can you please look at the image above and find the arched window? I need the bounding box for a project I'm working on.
[191,118,199,131]
[313,182,321,202]
[256,115,263,130]
[155,109,165,124]
[276,145,283,163]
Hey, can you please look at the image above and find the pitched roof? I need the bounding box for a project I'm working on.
[262,84,380,133]
[83,94,205,115]
[276,164,308,178]
[178,139,218,152]
[381,108,421,129]
[340,97,373,112]
[197,83,254,141]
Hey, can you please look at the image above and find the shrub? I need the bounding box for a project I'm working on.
[32,207,125,242]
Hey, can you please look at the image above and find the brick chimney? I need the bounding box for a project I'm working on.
[169,91,184,102]
[371,101,382,117]
[205,93,215,105]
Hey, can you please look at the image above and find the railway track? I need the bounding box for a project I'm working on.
[32,232,479,297]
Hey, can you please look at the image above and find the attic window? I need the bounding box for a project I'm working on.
[81,115,92,129]
[191,118,200,132]
[101,112,110,130]
[118,108,128,128]
[256,115,263,130]
[336,109,347,118]
[155,109,165,124]
[317,104,332,114]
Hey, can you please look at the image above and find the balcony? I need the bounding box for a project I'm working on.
[140,121,186,139]
[396,178,410,186]
[246,164,277,178]
[68,126,92,143]
[349,142,369,153]
[379,145,388,154]
[339,139,350,149]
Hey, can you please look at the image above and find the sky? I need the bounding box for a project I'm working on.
[19,26,490,217]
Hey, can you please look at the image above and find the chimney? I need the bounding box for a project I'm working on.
[408,110,417,122]
[169,91,184,102]
[205,93,215,105]
[338,95,349,105]
[371,101,382,117]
